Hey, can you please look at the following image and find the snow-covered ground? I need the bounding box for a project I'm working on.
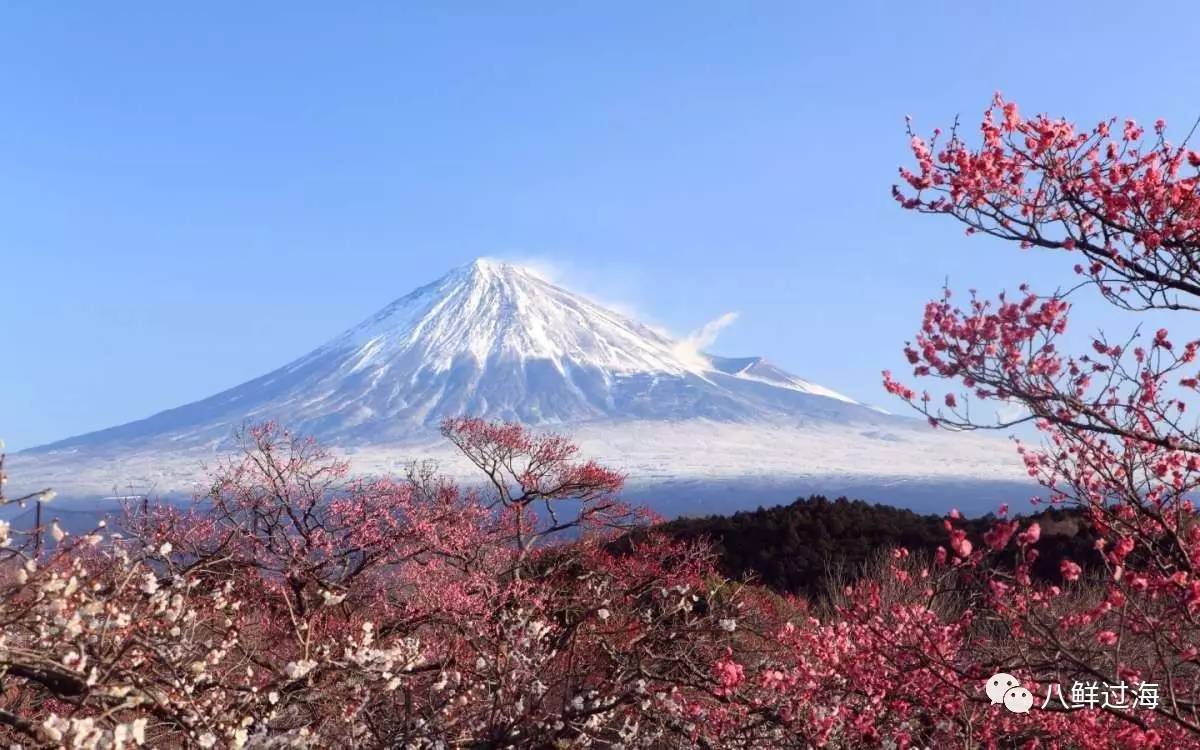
[7,419,1031,517]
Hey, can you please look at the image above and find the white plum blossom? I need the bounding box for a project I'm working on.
[284,660,317,680]
[0,417,775,748]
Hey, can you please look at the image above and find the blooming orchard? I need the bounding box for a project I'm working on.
[885,93,1200,746]
[0,422,797,748]
[7,93,1200,747]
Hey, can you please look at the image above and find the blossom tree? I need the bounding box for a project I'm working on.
[883,93,1200,745]
[16,92,1200,749]
[0,446,56,558]
[0,421,791,748]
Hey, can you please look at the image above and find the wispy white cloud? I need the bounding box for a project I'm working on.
[672,312,740,369]
[496,253,651,321]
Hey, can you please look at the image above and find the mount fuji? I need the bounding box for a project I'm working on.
[9,259,1030,515]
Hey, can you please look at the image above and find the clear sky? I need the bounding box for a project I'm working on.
[3,1,1199,450]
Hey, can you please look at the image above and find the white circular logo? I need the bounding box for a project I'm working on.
[985,672,1020,705]
[1003,685,1034,713]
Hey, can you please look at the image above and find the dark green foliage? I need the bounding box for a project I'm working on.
[655,496,1100,601]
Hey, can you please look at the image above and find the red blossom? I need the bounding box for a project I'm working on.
[888,94,1200,746]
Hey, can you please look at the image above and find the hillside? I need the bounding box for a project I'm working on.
[657,495,1101,599]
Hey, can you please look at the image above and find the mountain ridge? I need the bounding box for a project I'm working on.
[29,258,880,454]
[12,258,1028,514]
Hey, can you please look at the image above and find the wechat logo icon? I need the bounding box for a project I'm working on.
[986,672,1033,714]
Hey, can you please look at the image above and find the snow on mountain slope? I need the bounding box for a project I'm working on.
[30,259,891,453]
[6,418,1027,516]
[705,355,858,403]
[10,258,1027,509]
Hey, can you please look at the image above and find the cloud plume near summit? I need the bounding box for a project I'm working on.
[674,312,740,369]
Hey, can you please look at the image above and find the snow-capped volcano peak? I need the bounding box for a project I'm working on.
[332,258,693,378]
[32,258,875,452]
[13,257,1030,513]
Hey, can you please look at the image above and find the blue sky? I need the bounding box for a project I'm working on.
[3,2,1198,449]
